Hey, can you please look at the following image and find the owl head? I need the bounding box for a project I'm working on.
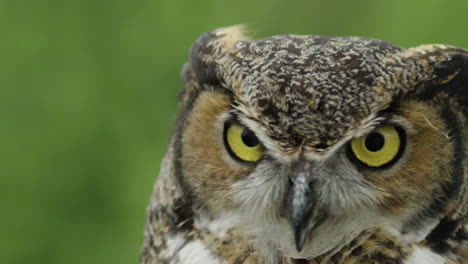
[150,26,467,261]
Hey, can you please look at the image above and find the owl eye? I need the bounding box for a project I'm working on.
[349,126,405,168]
[224,123,264,162]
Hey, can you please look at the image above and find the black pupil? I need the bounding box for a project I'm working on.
[365,132,385,152]
[241,129,259,147]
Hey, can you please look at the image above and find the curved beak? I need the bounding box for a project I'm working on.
[287,162,327,252]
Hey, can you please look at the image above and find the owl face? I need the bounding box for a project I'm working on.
[173,26,467,260]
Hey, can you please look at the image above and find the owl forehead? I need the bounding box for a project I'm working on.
[221,36,403,149]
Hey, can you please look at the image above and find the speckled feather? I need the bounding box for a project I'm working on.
[187,26,466,151]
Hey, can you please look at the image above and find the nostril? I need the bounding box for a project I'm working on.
[288,177,294,188]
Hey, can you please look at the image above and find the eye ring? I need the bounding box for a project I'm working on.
[347,126,406,169]
[223,122,264,163]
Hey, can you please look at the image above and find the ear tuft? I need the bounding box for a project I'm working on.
[430,49,468,106]
[187,25,249,85]
[213,25,249,52]
[408,46,468,106]
[438,52,468,105]
[187,31,219,85]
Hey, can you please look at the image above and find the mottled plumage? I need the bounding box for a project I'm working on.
[141,26,467,264]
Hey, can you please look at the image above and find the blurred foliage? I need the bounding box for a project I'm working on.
[0,0,466,263]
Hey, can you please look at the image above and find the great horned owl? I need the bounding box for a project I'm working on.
[141,26,467,264]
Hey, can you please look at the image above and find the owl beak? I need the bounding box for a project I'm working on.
[287,164,326,252]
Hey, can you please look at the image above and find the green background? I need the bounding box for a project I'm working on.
[1,0,466,263]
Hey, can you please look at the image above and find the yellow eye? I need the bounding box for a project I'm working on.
[350,126,404,168]
[225,123,264,162]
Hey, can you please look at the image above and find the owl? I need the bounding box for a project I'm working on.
[141,26,467,264]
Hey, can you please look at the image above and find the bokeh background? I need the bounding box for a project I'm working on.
[1,0,467,263]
